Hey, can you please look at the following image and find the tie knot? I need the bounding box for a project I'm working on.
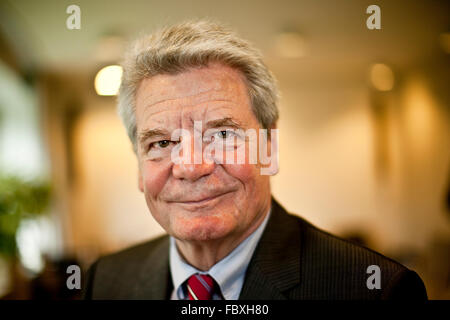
[186,273,220,300]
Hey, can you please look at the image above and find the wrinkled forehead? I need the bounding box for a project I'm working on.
[134,63,253,127]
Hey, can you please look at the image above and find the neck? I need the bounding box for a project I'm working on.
[175,201,270,271]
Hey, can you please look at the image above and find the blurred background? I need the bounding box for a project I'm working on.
[0,0,448,299]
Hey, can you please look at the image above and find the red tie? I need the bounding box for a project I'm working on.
[186,274,219,300]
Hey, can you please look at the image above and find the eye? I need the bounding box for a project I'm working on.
[149,140,171,150]
[216,130,235,139]
[157,140,170,148]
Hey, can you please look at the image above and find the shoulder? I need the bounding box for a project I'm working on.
[299,216,403,270]
[261,199,426,299]
[293,214,427,299]
[82,234,170,299]
[96,234,170,270]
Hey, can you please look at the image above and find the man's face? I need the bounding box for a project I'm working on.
[134,63,273,243]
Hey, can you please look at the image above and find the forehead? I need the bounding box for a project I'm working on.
[134,63,253,126]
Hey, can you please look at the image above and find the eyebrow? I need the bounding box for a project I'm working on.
[205,117,243,130]
[138,128,169,145]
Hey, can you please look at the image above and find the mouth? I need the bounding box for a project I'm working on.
[168,191,233,207]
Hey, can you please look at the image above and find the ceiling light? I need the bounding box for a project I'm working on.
[94,65,123,96]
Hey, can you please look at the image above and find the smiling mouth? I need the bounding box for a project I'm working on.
[169,191,233,206]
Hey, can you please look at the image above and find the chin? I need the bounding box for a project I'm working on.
[170,214,235,242]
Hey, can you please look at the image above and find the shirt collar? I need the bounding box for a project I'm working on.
[169,207,271,300]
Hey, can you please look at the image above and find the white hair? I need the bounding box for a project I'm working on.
[117,20,279,152]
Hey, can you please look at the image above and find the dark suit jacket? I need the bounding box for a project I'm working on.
[83,198,427,300]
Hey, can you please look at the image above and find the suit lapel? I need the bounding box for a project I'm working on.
[239,198,302,299]
[131,236,173,299]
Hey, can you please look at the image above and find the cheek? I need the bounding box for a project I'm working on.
[222,163,262,189]
[141,161,171,198]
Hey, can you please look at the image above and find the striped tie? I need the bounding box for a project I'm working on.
[186,274,220,300]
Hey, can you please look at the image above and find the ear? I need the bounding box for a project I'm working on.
[269,123,279,176]
[260,123,279,176]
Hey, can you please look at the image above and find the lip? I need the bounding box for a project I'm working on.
[168,191,233,207]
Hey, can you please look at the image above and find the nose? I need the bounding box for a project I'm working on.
[172,162,215,181]
[172,136,215,181]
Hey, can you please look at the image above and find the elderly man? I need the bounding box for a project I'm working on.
[84,21,427,300]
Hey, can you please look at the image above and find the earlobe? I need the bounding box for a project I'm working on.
[270,125,279,176]
[259,124,279,176]
[269,158,279,176]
